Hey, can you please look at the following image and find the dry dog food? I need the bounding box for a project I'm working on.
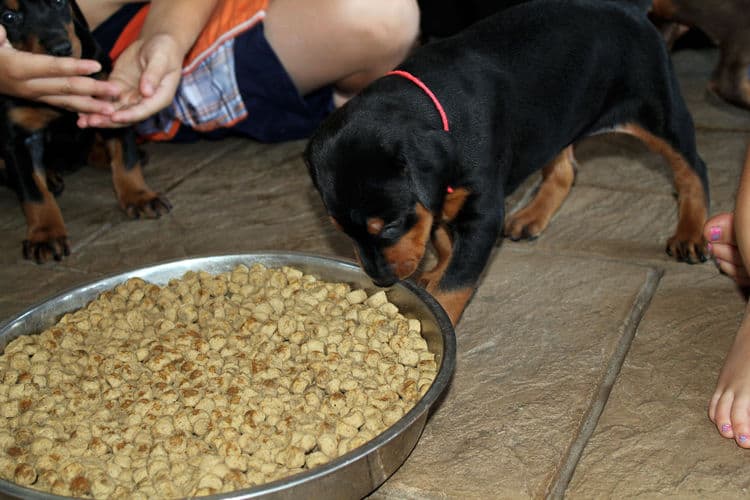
[0,264,438,498]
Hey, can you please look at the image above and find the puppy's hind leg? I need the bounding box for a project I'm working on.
[621,121,709,263]
[504,145,577,241]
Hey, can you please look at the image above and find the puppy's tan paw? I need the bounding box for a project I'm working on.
[120,191,172,219]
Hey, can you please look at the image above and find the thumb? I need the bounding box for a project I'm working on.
[139,48,174,98]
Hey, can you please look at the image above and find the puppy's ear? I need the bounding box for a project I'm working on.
[70,0,109,71]
[404,130,457,211]
[69,0,90,30]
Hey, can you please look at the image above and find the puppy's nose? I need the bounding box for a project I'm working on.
[48,40,72,57]
[372,277,397,288]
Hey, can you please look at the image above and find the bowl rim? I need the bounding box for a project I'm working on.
[0,251,456,499]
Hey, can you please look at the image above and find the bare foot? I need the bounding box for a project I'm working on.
[709,304,750,448]
[704,212,750,287]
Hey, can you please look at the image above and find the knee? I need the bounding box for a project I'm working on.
[343,0,420,59]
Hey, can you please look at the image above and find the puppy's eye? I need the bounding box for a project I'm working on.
[51,0,67,8]
[1,11,20,25]
[380,222,402,240]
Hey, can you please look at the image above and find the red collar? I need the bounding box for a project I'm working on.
[386,70,450,132]
[386,70,454,194]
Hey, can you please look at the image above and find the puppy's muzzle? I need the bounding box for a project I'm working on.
[354,245,400,288]
[371,276,398,288]
[45,38,73,57]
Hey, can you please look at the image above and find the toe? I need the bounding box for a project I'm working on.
[714,390,736,438]
[730,394,750,448]
[704,212,735,246]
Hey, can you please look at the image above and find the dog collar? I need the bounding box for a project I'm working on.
[386,70,449,132]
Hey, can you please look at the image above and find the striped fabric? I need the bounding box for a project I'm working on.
[110,0,268,141]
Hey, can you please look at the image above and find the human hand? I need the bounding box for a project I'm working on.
[0,25,120,114]
[78,33,183,128]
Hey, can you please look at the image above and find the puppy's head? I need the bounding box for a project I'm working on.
[1,0,86,58]
[305,109,457,287]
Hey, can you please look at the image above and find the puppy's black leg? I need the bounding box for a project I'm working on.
[621,121,709,263]
[5,132,69,262]
[102,129,171,219]
[504,145,577,241]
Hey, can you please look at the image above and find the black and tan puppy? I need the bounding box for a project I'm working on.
[0,0,170,263]
[305,0,709,325]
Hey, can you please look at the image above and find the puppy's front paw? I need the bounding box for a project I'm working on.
[504,210,546,241]
[120,191,172,219]
[666,233,709,264]
[22,234,70,264]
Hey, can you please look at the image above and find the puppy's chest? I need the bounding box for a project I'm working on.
[6,103,64,132]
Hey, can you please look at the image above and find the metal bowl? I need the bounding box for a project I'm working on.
[0,252,456,500]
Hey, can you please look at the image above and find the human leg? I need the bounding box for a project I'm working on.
[263,0,420,106]
[707,143,750,446]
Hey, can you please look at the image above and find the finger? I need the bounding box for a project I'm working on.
[13,54,103,79]
[80,113,128,129]
[715,259,750,287]
[25,76,121,100]
[704,212,736,246]
[40,95,116,115]
[710,242,745,267]
[139,54,173,98]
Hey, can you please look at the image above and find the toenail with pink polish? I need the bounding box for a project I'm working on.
[710,226,721,241]
[739,435,747,443]
[722,423,731,432]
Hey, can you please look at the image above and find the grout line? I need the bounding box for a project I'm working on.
[69,222,113,254]
[546,266,664,500]
[162,140,254,193]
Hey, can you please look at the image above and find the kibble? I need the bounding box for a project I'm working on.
[0,264,438,498]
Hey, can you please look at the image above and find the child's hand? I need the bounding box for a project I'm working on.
[77,33,183,128]
[0,26,120,113]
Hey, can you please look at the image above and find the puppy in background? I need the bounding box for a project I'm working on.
[0,0,170,263]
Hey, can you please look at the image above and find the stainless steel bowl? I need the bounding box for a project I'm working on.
[0,252,456,500]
